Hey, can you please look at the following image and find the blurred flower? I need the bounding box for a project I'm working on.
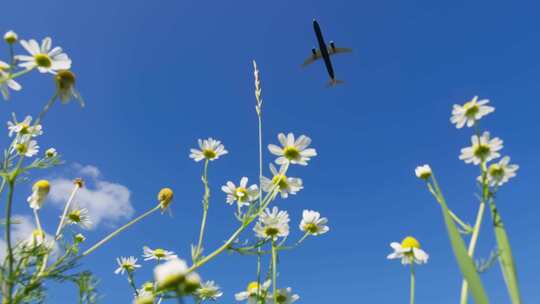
[299,210,329,236]
[55,70,85,106]
[451,96,494,129]
[13,138,39,157]
[190,138,228,162]
[65,207,92,229]
[415,164,432,180]
[7,115,42,138]
[27,179,50,210]
[24,229,46,248]
[261,164,303,199]
[183,272,202,294]
[387,236,429,265]
[74,233,86,243]
[0,61,21,101]
[158,187,173,211]
[481,156,519,187]
[235,280,271,303]
[114,256,141,275]
[268,287,300,304]
[221,177,259,207]
[133,292,154,304]
[460,132,503,165]
[4,30,17,44]
[268,133,317,166]
[254,207,290,240]
[45,147,57,158]
[17,37,71,74]
[196,280,223,301]
[143,246,177,261]
[154,258,188,290]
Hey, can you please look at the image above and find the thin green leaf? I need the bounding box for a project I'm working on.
[489,200,522,304]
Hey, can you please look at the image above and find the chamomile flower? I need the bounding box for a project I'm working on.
[17,37,71,74]
[254,207,290,240]
[27,179,50,210]
[189,138,228,162]
[55,70,85,106]
[414,164,432,180]
[0,61,21,100]
[74,233,86,243]
[221,177,259,207]
[299,210,329,236]
[268,287,300,304]
[65,207,92,229]
[268,133,317,166]
[196,281,223,301]
[45,148,57,158]
[7,115,42,138]
[387,236,429,265]
[4,30,17,44]
[13,138,39,157]
[157,187,174,211]
[261,164,303,199]
[24,229,47,248]
[450,96,495,129]
[143,246,177,261]
[183,272,202,294]
[459,132,503,165]
[481,156,519,187]
[114,256,141,275]
[235,280,271,303]
[154,258,188,290]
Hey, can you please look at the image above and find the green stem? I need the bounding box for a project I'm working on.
[410,263,415,304]
[82,205,161,256]
[3,179,15,304]
[127,271,139,296]
[35,93,58,125]
[55,184,81,239]
[271,239,278,304]
[194,160,210,261]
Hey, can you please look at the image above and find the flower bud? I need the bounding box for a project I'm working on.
[74,177,84,188]
[158,187,174,211]
[27,179,50,210]
[414,164,432,180]
[45,148,57,158]
[4,31,17,44]
[154,258,187,290]
[74,233,86,243]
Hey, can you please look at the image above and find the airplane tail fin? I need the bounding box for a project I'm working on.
[327,79,345,88]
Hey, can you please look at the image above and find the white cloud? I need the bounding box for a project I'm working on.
[0,215,58,260]
[48,164,134,230]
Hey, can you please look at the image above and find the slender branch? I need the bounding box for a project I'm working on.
[194,160,210,261]
[410,263,415,304]
[271,239,278,304]
[55,184,81,239]
[3,179,15,304]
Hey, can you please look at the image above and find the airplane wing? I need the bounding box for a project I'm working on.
[301,50,322,68]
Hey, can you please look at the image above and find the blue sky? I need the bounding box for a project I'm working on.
[1,0,540,303]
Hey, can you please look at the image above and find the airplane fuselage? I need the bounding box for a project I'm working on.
[313,20,335,80]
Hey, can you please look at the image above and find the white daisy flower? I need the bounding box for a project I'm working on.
[114,256,141,275]
[45,148,57,158]
[450,96,495,129]
[235,280,271,304]
[221,177,259,207]
[196,280,223,301]
[0,61,21,101]
[4,30,17,44]
[299,210,329,236]
[254,207,290,240]
[74,233,86,243]
[267,287,300,304]
[387,236,429,265]
[27,180,50,210]
[261,164,303,199]
[12,138,39,157]
[414,164,432,180]
[268,133,317,166]
[65,207,92,229]
[143,246,177,261]
[17,37,72,74]
[189,138,228,162]
[154,258,188,290]
[459,132,503,165]
[480,156,519,187]
[7,115,42,138]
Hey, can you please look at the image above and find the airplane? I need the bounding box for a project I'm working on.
[302,19,352,87]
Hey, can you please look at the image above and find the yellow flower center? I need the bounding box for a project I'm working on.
[401,236,420,249]
[283,146,300,160]
[68,210,82,223]
[153,249,166,258]
[158,188,174,210]
[203,149,217,159]
[473,144,491,160]
[33,180,50,193]
[304,223,319,234]
[264,227,279,237]
[463,101,479,117]
[235,187,249,201]
[34,53,52,68]
[272,174,288,190]
[488,164,504,180]
[247,282,260,293]
[276,293,288,303]
[15,143,27,154]
[55,70,76,90]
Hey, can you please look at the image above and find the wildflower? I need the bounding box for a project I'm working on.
[157,187,174,211]
[24,229,46,248]
[459,132,503,165]
[139,281,155,294]
[254,207,290,240]
[0,61,21,100]
[189,138,228,162]
[55,70,85,106]
[183,272,202,294]
[196,281,223,301]
[261,164,303,199]
[450,96,494,129]
[4,30,17,44]
[387,236,429,265]
[65,207,92,229]
[13,138,39,157]
[235,280,271,303]
[114,256,141,275]
[17,37,71,74]
[268,287,300,304]
[143,246,177,261]
[154,258,188,290]
[221,177,259,207]
[481,156,519,187]
[74,233,86,243]
[45,147,57,158]
[27,179,50,210]
[268,133,317,166]
[299,210,329,236]
[415,164,432,180]
[7,115,42,138]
